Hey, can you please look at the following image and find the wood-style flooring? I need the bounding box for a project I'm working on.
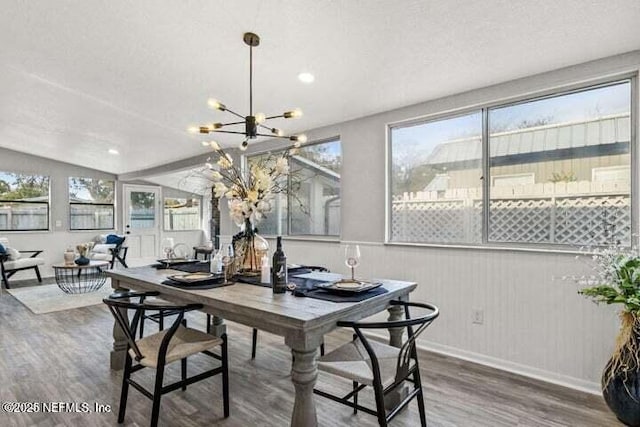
[0,279,620,426]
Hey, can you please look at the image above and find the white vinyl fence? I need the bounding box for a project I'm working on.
[391,181,631,246]
[164,207,200,231]
[0,204,48,230]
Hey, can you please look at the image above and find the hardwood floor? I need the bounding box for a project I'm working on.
[0,280,620,426]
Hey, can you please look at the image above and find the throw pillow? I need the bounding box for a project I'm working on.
[6,247,21,261]
[0,243,5,254]
[94,234,107,244]
[106,234,125,245]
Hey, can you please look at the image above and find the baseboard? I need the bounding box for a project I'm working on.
[365,331,602,396]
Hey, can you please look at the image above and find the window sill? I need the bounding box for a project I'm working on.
[384,241,587,255]
[263,235,341,244]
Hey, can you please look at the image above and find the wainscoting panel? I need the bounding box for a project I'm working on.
[280,239,618,393]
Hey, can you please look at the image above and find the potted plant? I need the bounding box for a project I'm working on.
[579,246,640,426]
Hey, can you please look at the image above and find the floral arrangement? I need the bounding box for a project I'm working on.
[204,140,301,272]
[206,140,299,226]
[76,243,90,257]
[577,241,640,389]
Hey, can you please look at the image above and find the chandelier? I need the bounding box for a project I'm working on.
[190,32,307,151]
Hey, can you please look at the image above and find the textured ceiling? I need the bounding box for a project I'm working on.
[1,0,639,178]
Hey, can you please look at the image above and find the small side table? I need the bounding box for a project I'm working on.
[52,260,110,294]
[193,246,214,261]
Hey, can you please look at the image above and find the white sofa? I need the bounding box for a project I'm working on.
[0,237,45,288]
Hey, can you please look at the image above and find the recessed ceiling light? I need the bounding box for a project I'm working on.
[108,148,119,155]
[298,72,314,84]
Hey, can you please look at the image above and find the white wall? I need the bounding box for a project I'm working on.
[241,50,640,393]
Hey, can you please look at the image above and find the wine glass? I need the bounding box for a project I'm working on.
[161,238,175,261]
[221,243,235,284]
[344,244,361,282]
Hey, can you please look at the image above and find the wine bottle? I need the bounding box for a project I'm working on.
[272,236,287,294]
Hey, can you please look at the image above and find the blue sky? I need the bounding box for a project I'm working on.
[392,81,631,166]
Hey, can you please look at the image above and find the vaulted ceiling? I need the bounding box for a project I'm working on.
[1,0,639,179]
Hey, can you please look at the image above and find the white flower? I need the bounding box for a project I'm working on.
[246,189,259,203]
[213,182,228,198]
[228,198,246,226]
[275,157,289,175]
[256,199,271,214]
[217,155,233,169]
[252,167,272,192]
[210,171,222,181]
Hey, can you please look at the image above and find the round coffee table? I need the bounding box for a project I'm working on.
[52,260,110,294]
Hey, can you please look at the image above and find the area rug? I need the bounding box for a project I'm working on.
[4,282,114,314]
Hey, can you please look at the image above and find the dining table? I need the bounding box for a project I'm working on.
[106,265,417,427]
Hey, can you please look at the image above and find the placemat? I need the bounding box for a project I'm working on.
[292,286,388,302]
[154,262,210,272]
[161,277,234,290]
[155,263,384,301]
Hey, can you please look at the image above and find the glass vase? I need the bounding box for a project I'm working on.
[234,218,269,274]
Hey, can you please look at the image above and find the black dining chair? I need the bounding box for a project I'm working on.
[104,291,229,427]
[313,300,439,427]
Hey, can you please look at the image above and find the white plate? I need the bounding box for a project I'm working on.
[335,281,365,289]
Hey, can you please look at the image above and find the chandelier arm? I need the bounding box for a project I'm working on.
[265,114,286,120]
[211,130,250,135]
[222,108,246,120]
[219,120,246,127]
[257,123,279,133]
[256,133,292,139]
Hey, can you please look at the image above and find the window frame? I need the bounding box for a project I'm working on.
[0,172,51,232]
[244,136,342,238]
[68,177,115,231]
[386,74,637,250]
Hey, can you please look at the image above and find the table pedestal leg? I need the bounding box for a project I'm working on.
[385,303,409,410]
[110,282,129,370]
[208,315,226,337]
[290,347,319,427]
[387,303,405,346]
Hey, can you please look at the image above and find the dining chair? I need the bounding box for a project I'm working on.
[313,300,439,427]
[104,291,229,427]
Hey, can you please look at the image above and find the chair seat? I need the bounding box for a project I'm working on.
[318,339,414,387]
[91,243,116,254]
[2,257,45,270]
[130,325,223,368]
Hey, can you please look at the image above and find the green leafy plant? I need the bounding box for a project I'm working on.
[579,253,640,313]
[579,245,640,388]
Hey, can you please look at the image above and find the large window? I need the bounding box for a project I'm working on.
[164,197,200,231]
[389,79,633,248]
[390,113,483,244]
[0,172,50,231]
[69,177,115,230]
[248,138,341,237]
